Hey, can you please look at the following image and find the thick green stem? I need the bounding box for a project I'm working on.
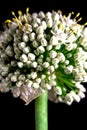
[35,91,48,130]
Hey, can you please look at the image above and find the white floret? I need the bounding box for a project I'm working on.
[32,13,38,19]
[16,80,23,87]
[28,53,35,61]
[46,12,52,19]
[75,75,83,82]
[70,91,80,102]
[50,35,58,45]
[49,80,56,86]
[0,83,9,92]
[11,60,17,67]
[41,74,46,79]
[25,79,33,87]
[31,62,37,68]
[55,44,61,50]
[46,45,52,51]
[20,54,28,63]
[17,62,24,68]
[31,72,37,79]
[43,62,49,68]
[11,87,20,97]
[32,82,39,88]
[18,42,26,50]
[23,34,29,42]
[64,65,73,74]
[11,75,17,82]
[36,18,41,24]
[32,41,39,48]
[64,93,74,105]
[57,52,65,62]
[37,46,45,53]
[41,21,47,30]
[65,43,74,51]
[67,34,76,43]
[40,38,47,46]
[35,78,41,84]
[29,32,36,41]
[51,74,56,79]
[46,19,53,28]
[37,65,43,71]
[45,83,51,90]
[23,46,30,54]
[54,86,62,95]
[49,50,57,58]
[18,74,26,81]
[38,11,45,19]
[52,13,59,21]
[82,27,87,37]
[5,46,14,56]
[78,91,85,99]
[36,26,44,34]
[75,82,86,92]
[48,66,55,73]
[37,34,44,41]
[83,62,87,69]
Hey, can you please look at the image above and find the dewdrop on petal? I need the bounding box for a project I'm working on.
[0,8,87,105]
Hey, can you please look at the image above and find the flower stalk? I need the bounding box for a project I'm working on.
[35,91,48,130]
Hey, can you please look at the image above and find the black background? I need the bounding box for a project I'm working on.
[0,0,87,129]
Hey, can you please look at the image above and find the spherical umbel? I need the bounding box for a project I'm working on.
[0,8,87,105]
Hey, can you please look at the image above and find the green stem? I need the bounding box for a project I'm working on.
[35,91,48,130]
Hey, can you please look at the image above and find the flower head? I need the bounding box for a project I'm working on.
[0,8,87,105]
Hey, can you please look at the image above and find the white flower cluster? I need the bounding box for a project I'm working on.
[0,8,87,105]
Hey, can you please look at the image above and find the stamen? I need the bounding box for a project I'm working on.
[58,10,62,14]
[26,7,29,13]
[11,11,22,27]
[76,12,80,18]
[5,19,12,26]
[18,10,22,16]
[77,17,82,22]
[23,14,28,23]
